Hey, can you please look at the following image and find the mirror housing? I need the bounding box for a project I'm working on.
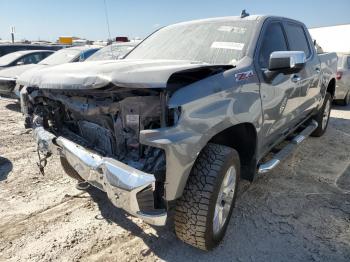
[264,51,306,82]
[16,61,24,66]
[268,51,306,73]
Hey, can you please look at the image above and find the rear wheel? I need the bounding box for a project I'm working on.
[311,93,332,137]
[174,143,240,250]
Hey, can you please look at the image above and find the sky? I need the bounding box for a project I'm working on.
[1,0,350,41]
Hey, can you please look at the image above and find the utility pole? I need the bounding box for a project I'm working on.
[11,26,15,43]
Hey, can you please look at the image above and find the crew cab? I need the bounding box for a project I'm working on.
[20,15,337,250]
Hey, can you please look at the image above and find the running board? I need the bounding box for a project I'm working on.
[258,120,318,174]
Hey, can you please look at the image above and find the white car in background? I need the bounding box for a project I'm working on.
[0,46,100,97]
[86,41,140,61]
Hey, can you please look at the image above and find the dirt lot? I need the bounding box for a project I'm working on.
[0,97,349,262]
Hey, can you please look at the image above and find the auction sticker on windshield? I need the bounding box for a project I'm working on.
[218,26,247,34]
[211,42,244,50]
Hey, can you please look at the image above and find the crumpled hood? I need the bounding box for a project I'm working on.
[17,59,219,89]
[0,64,45,80]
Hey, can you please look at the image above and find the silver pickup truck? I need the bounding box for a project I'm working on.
[20,14,337,250]
[335,54,350,105]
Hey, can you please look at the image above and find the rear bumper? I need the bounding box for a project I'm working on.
[34,127,167,226]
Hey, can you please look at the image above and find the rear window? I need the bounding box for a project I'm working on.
[39,48,81,65]
[285,23,311,57]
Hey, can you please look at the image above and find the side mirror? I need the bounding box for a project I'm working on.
[16,61,24,66]
[264,51,306,82]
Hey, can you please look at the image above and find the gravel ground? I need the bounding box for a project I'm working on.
[0,97,349,262]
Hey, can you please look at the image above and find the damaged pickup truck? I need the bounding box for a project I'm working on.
[19,15,337,250]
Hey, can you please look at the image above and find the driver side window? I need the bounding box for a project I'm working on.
[259,23,288,68]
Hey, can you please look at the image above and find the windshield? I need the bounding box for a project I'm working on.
[126,20,254,65]
[87,44,136,61]
[0,52,23,66]
[39,48,80,65]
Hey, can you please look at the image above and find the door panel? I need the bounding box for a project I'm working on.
[257,21,303,152]
[283,22,321,117]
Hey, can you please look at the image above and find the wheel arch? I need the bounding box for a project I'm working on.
[327,78,336,98]
[168,122,258,202]
[208,122,258,181]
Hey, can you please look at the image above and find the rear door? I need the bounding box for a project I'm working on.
[283,21,321,117]
[256,20,304,152]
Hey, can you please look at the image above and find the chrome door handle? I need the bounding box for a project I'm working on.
[291,75,301,83]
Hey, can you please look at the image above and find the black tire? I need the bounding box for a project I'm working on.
[339,91,350,106]
[311,93,332,137]
[60,157,84,182]
[174,143,240,250]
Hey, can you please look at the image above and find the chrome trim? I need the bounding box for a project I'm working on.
[33,127,167,226]
[258,159,280,174]
[258,120,318,174]
[292,135,305,144]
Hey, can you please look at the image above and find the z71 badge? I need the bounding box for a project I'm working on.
[235,70,255,81]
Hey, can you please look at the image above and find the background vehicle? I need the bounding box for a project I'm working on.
[86,41,140,61]
[335,54,350,105]
[20,15,336,251]
[0,44,65,57]
[0,46,100,97]
[309,24,350,54]
[0,50,54,69]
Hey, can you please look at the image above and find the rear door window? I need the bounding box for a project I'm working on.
[259,22,288,68]
[284,23,311,58]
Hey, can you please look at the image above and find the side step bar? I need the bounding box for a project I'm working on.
[258,120,318,174]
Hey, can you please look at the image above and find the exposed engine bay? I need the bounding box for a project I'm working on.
[23,87,171,207]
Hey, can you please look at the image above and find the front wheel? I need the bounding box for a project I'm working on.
[311,93,332,137]
[174,143,240,250]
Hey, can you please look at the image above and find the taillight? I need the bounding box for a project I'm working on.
[336,71,343,80]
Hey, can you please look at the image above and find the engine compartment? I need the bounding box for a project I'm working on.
[25,87,168,207]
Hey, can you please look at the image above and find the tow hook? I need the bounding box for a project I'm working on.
[36,145,52,175]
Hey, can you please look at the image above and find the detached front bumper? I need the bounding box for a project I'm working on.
[34,127,167,226]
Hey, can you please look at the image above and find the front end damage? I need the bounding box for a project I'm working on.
[20,60,234,226]
[34,127,167,225]
[23,86,170,225]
